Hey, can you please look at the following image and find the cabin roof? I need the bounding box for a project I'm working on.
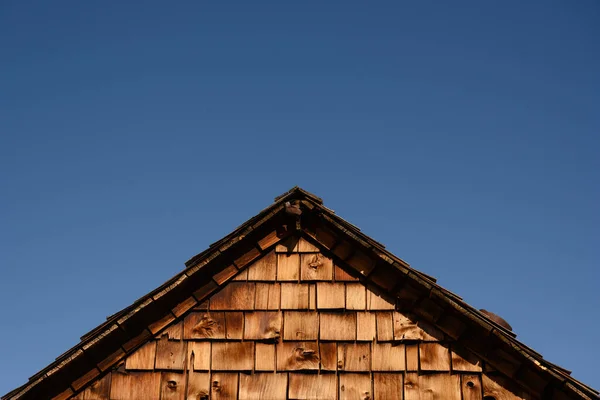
[3,186,598,400]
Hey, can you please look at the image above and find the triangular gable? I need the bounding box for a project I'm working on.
[3,188,598,400]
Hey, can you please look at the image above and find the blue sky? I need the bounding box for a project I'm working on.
[1,0,599,394]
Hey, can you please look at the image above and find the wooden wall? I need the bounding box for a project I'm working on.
[70,238,534,400]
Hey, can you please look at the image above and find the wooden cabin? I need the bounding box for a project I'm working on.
[3,187,598,400]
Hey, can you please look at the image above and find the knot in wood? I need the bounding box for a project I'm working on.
[167,380,177,389]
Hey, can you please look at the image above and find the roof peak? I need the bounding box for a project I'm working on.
[274,186,323,204]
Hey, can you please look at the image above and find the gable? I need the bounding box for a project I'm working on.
[3,188,597,400]
[70,237,533,400]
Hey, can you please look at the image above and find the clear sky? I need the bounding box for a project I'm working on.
[1,0,599,395]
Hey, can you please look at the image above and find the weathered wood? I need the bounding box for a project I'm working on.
[356,312,377,341]
[404,373,461,400]
[155,337,186,370]
[482,374,533,400]
[125,341,156,370]
[52,388,73,400]
[172,296,198,318]
[461,374,483,400]
[346,250,376,276]
[372,343,405,371]
[98,348,126,372]
[225,312,244,339]
[376,312,394,341]
[234,247,261,269]
[258,230,281,250]
[213,265,238,285]
[320,342,337,371]
[255,282,281,309]
[110,372,161,400]
[211,373,239,400]
[339,373,371,400]
[392,312,443,341]
[232,268,248,281]
[246,251,277,281]
[313,226,337,249]
[405,344,419,371]
[288,373,336,400]
[160,371,185,400]
[276,236,300,252]
[72,368,100,392]
[346,283,366,310]
[337,343,370,372]
[211,342,253,370]
[210,283,255,310]
[238,373,287,400]
[301,253,333,281]
[184,312,226,339]
[186,372,210,400]
[451,344,482,372]
[244,311,282,341]
[334,264,359,281]
[280,283,310,309]
[277,253,300,280]
[419,343,450,371]
[309,283,316,310]
[277,341,320,371]
[320,312,356,340]
[284,311,318,340]
[159,321,183,340]
[255,343,275,371]
[149,313,176,336]
[297,237,320,252]
[316,282,346,309]
[374,373,403,400]
[367,290,395,310]
[187,342,211,370]
[79,372,111,399]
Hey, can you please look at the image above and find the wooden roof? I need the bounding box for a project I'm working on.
[3,186,598,400]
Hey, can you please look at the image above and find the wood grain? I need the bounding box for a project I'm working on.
[301,253,333,281]
[376,312,394,341]
[356,312,377,341]
[419,343,450,371]
[372,343,405,371]
[283,311,318,340]
[280,283,310,309]
[255,282,280,310]
[320,312,356,340]
[277,341,320,371]
[316,282,345,309]
[246,251,277,281]
[277,253,300,280]
[254,343,275,371]
[238,373,287,400]
[462,374,483,400]
[374,373,403,400]
[110,372,161,400]
[224,312,243,339]
[346,283,366,310]
[155,337,186,370]
[339,373,371,400]
[183,312,225,339]
[211,342,253,370]
[160,371,185,400]
[288,373,336,400]
[244,311,282,341]
[337,343,371,372]
[125,341,156,370]
[210,283,255,310]
[211,373,239,400]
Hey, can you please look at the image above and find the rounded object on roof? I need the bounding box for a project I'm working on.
[479,309,513,331]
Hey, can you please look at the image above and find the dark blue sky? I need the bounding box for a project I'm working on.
[1,0,599,394]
